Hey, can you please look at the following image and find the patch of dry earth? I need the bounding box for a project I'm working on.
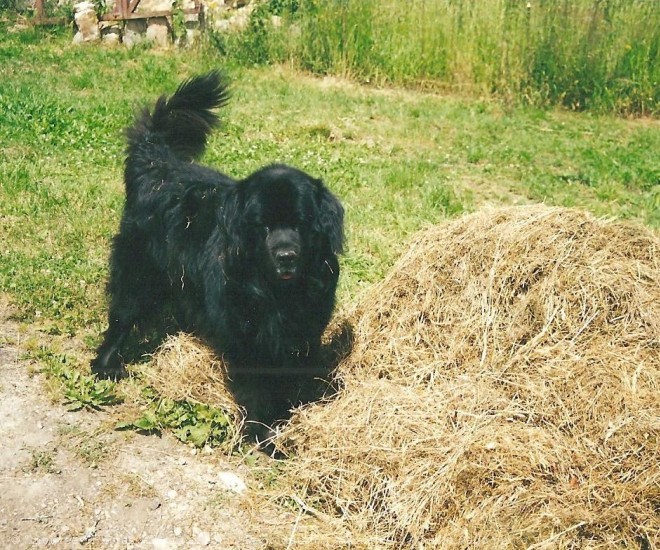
[0,309,292,550]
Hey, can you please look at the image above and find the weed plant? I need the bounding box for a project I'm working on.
[117,390,234,448]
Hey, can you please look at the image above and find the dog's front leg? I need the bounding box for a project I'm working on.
[91,320,130,379]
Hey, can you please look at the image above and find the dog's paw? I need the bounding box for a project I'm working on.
[248,425,285,459]
[91,355,127,381]
[91,364,127,381]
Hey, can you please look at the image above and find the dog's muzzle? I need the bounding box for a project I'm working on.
[266,227,302,281]
[275,249,299,279]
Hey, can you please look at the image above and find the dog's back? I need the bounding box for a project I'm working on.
[123,71,231,197]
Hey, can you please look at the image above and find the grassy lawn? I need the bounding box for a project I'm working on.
[1,23,658,416]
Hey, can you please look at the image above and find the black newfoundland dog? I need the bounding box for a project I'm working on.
[92,71,344,432]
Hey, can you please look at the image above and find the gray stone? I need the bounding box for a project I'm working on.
[73,1,100,43]
[137,0,172,13]
[212,4,253,33]
[123,19,147,47]
[100,22,122,46]
[146,17,172,48]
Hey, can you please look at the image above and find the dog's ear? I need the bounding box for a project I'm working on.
[181,185,221,240]
[314,181,345,255]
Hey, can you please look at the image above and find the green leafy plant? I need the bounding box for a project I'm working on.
[211,2,280,66]
[36,348,122,411]
[118,389,234,448]
[171,0,187,44]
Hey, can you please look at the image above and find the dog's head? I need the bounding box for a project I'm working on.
[180,164,343,285]
[230,164,344,284]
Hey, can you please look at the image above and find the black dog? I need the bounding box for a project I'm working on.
[92,71,344,431]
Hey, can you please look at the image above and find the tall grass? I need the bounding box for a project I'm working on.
[221,0,660,116]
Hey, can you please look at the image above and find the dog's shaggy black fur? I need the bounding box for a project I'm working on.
[92,71,344,432]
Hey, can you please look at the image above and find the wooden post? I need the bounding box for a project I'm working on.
[34,0,45,21]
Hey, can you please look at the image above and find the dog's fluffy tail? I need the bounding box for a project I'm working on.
[126,70,230,162]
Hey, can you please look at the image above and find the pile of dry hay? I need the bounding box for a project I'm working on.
[143,205,659,548]
[276,205,660,548]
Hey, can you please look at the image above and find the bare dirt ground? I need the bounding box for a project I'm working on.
[0,307,300,550]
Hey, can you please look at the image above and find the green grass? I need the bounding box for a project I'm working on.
[24,447,60,474]
[0,23,658,446]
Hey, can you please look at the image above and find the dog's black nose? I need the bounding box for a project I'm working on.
[276,250,298,266]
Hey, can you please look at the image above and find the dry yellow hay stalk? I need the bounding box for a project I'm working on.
[138,333,245,449]
[278,205,660,549]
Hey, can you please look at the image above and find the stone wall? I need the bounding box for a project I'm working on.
[72,0,253,47]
